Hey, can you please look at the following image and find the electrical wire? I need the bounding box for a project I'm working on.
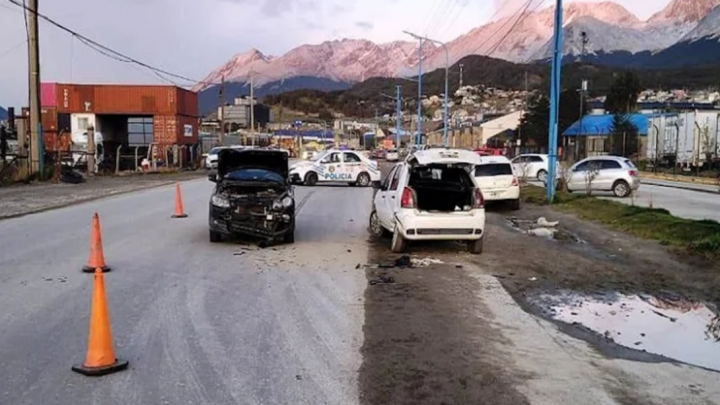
[485,0,544,57]
[4,0,214,87]
[425,0,457,38]
[465,0,535,57]
[436,0,470,40]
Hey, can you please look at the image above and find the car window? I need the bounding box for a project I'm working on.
[382,166,398,190]
[529,156,544,163]
[475,163,513,177]
[321,153,341,163]
[623,159,636,168]
[343,152,362,163]
[600,160,621,170]
[209,147,224,154]
[573,161,590,172]
[389,165,403,190]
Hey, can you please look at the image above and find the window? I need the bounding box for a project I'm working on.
[343,152,361,163]
[321,152,341,164]
[573,161,590,172]
[475,163,513,177]
[128,117,154,146]
[382,166,398,190]
[600,160,621,170]
[528,155,544,163]
[77,117,89,130]
[512,156,526,164]
[389,165,403,190]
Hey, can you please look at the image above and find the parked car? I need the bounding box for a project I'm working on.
[386,148,400,162]
[474,156,520,210]
[289,149,382,187]
[207,148,295,244]
[301,148,318,160]
[204,146,227,170]
[375,149,388,160]
[511,154,551,182]
[369,148,486,254]
[566,156,640,197]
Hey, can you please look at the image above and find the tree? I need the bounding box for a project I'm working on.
[604,71,641,114]
[608,113,639,157]
[517,89,587,147]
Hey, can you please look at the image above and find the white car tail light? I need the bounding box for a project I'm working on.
[511,176,519,186]
[401,187,416,209]
[472,188,485,208]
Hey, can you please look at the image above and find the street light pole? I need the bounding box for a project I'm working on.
[396,85,402,148]
[403,31,450,147]
[546,0,564,203]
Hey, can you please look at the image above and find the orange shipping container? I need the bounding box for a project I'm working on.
[41,107,58,132]
[54,84,197,116]
[153,115,198,145]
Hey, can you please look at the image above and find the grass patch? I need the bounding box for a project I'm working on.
[521,185,720,258]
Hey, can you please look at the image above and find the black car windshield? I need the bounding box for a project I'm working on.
[224,168,285,184]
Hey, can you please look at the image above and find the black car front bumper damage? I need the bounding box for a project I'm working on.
[209,200,294,241]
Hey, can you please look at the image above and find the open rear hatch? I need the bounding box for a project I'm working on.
[407,163,477,213]
[217,148,289,178]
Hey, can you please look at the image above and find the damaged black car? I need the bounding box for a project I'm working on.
[208,148,295,244]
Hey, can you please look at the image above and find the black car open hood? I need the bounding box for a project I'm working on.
[217,148,289,178]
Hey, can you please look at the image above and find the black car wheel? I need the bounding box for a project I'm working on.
[209,230,223,243]
[305,172,318,186]
[356,172,371,187]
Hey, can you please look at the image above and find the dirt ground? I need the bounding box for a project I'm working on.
[0,171,205,219]
[358,162,720,404]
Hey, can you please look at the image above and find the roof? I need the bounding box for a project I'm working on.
[478,155,511,164]
[563,114,649,137]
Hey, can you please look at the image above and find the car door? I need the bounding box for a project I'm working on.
[568,161,590,190]
[511,156,528,178]
[318,152,342,182]
[375,165,398,228]
[528,155,545,178]
[343,152,363,182]
[596,159,622,191]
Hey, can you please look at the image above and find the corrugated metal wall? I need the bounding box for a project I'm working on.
[53,84,198,116]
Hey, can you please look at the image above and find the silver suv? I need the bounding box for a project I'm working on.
[566,156,640,198]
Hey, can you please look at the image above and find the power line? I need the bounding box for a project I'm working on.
[466,0,535,57]
[4,0,215,87]
[425,0,457,38]
[436,0,470,40]
[485,0,543,57]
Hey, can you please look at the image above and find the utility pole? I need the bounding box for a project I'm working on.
[459,64,464,88]
[86,126,95,176]
[396,85,401,148]
[27,0,43,179]
[546,0,564,203]
[218,75,225,145]
[249,70,255,147]
[576,31,589,161]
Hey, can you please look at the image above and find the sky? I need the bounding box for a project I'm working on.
[0,0,673,107]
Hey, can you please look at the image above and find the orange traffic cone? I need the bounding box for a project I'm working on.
[82,213,110,273]
[72,268,129,376]
[171,183,188,218]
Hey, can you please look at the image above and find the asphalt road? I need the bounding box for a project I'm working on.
[0,179,370,405]
[1,172,719,405]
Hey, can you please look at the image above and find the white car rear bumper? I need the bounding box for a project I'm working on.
[395,210,485,241]
[482,186,520,201]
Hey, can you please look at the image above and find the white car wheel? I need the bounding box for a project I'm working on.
[537,170,547,183]
[369,210,387,237]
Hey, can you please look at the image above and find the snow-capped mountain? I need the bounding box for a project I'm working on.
[194,39,435,92]
[196,0,720,93]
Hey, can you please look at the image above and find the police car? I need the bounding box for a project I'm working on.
[289,149,381,186]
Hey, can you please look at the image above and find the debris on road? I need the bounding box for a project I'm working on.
[371,255,444,269]
[532,290,720,371]
[507,216,585,244]
[369,276,396,285]
[411,257,444,267]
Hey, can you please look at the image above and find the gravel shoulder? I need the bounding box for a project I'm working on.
[0,171,206,220]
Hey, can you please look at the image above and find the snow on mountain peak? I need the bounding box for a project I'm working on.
[679,3,720,41]
[649,0,720,25]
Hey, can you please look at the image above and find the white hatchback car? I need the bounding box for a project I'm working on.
[289,149,382,187]
[204,146,227,170]
[511,154,551,182]
[385,149,400,162]
[369,149,486,254]
[474,156,520,210]
[566,156,640,197]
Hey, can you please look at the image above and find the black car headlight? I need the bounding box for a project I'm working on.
[272,196,294,211]
[211,195,230,208]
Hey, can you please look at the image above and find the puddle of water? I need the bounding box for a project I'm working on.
[538,291,720,371]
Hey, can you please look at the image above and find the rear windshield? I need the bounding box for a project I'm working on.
[475,163,513,177]
[209,147,224,154]
[225,168,285,184]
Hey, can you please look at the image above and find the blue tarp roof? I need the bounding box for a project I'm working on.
[563,113,649,137]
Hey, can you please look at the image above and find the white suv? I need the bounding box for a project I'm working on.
[474,156,520,210]
[369,149,486,254]
[511,154,550,182]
